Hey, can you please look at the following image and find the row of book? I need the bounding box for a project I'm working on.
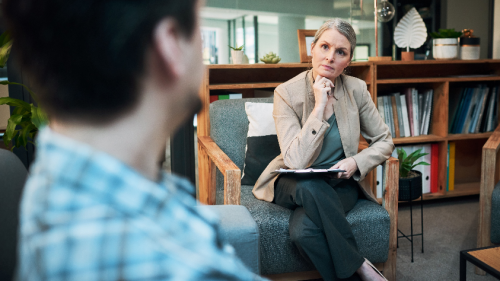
[449,85,499,134]
[377,88,434,139]
[209,93,242,103]
[375,142,457,198]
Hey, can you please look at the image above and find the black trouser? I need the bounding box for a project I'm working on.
[274,173,364,281]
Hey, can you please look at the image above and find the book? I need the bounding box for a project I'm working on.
[431,143,439,193]
[384,96,395,137]
[392,93,405,138]
[473,87,489,133]
[462,87,479,134]
[209,95,218,103]
[448,142,455,191]
[424,90,434,135]
[449,87,465,133]
[377,97,385,122]
[400,95,411,137]
[391,96,400,138]
[419,93,424,130]
[229,93,242,99]
[456,88,473,134]
[405,88,414,136]
[421,144,432,194]
[412,89,420,137]
[485,87,496,131]
[271,168,346,174]
[419,91,428,135]
[446,143,449,191]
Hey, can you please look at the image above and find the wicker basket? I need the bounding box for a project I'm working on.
[399,170,422,201]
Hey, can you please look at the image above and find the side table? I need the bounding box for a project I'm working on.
[460,245,500,280]
[397,170,424,262]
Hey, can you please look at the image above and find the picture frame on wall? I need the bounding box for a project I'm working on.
[297,29,316,63]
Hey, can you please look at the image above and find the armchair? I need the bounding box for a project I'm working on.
[477,124,500,275]
[198,98,399,281]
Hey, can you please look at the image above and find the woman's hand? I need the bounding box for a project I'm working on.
[313,75,334,107]
[310,75,334,121]
[331,157,358,179]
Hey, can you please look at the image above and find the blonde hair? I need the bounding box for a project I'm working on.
[312,18,356,59]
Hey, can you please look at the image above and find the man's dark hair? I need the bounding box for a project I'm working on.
[2,0,197,123]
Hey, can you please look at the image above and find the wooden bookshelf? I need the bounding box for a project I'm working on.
[197,60,500,202]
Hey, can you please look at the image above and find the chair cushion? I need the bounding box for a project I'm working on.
[240,187,390,275]
[241,102,280,185]
[492,182,500,243]
[195,205,260,274]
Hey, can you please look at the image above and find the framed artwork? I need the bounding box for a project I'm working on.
[297,29,317,63]
[353,43,371,61]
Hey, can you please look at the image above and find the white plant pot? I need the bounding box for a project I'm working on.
[433,38,458,60]
[231,50,244,64]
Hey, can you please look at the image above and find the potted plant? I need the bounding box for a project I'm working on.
[0,31,48,150]
[260,52,281,64]
[230,45,244,64]
[397,148,430,201]
[394,7,427,61]
[430,28,462,60]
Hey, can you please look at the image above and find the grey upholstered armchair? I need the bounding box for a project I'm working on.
[197,98,399,281]
[477,124,500,275]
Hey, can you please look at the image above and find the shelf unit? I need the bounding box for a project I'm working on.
[197,60,500,202]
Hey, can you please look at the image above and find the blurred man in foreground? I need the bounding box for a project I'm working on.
[3,0,262,279]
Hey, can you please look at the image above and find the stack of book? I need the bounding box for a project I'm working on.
[377,88,434,138]
[209,93,242,103]
[449,85,499,134]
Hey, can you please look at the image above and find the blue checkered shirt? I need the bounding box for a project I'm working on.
[18,128,262,280]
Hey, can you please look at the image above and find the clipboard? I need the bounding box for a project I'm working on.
[271,168,346,174]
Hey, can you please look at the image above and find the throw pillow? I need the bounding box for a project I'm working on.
[241,102,281,185]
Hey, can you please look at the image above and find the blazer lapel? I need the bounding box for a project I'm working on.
[306,70,315,119]
[333,75,353,157]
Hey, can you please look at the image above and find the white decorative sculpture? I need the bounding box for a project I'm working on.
[394,7,427,60]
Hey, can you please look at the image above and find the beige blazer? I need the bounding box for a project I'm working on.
[252,70,394,203]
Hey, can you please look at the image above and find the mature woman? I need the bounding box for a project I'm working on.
[252,19,394,281]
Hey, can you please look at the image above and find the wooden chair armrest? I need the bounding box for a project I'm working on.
[381,156,398,281]
[478,124,500,251]
[198,136,241,205]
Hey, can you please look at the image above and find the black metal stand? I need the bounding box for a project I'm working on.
[397,185,424,262]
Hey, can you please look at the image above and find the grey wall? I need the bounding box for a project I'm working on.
[441,0,490,59]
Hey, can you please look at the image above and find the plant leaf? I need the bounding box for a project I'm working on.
[0,31,12,68]
[394,7,428,49]
[31,104,48,129]
[411,161,430,170]
[0,97,31,111]
[0,81,39,104]
[4,114,22,146]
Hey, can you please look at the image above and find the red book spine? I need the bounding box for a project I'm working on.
[209,95,218,103]
[405,88,414,136]
[431,143,439,193]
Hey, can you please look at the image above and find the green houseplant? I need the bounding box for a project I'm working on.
[229,44,245,64]
[429,28,462,60]
[397,148,429,201]
[0,31,48,150]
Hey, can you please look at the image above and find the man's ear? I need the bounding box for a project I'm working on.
[152,18,187,79]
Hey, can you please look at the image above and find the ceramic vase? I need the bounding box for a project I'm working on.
[231,50,244,64]
[433,38,458,60]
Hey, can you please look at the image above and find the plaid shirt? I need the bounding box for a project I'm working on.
[18,128,262,281]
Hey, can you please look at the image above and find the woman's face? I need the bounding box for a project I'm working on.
[311,28,352,80]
